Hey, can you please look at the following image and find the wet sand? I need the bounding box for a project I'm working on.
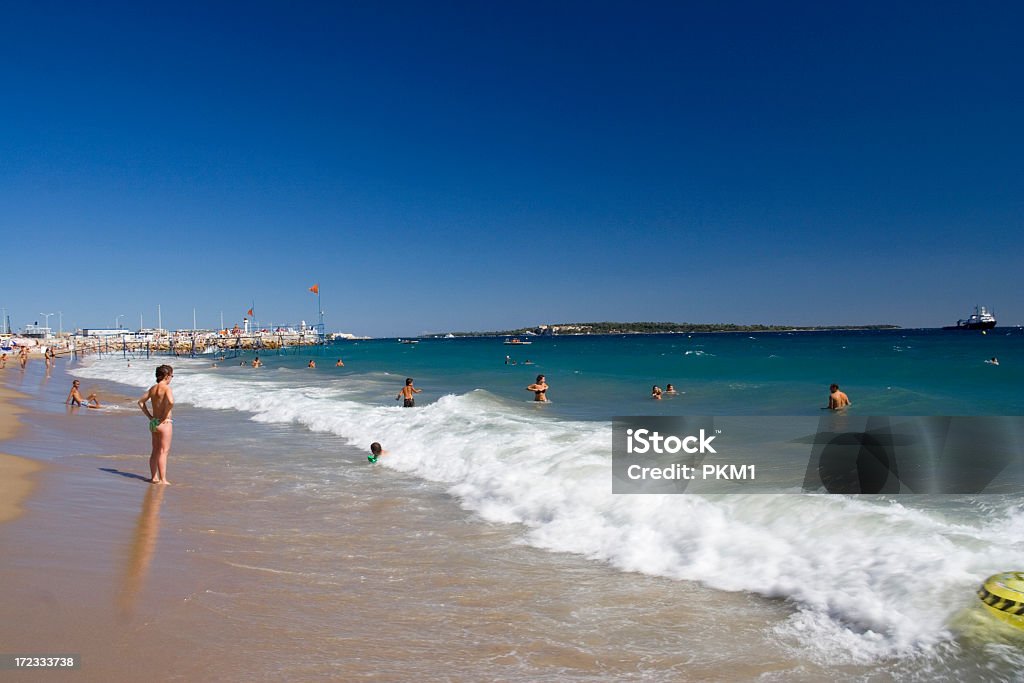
[0,383,44,524]
[0,362,812,682]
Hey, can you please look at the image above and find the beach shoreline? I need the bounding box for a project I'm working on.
[0,358,797,681]
[0,381,45,525]
[1,341,1021,681]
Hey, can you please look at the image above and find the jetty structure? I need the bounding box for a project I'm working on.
[2,322,331,360]
[81,322,325,356]
[4,287,338,359]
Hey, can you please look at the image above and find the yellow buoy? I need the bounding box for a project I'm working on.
[978,572,1024,628]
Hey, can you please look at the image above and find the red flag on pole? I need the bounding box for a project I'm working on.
[309,284,319,295]
[247,308,254,317]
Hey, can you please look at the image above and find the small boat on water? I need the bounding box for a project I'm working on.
[943,305,997,330]
[503,337,532,345]
[398,339,419,344]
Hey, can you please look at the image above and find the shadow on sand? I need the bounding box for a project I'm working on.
[99,467,151,483]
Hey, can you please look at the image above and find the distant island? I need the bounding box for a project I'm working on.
[439,321,901,337]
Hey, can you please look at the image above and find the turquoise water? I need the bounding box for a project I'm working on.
[268,328,1024,417]
[63,327,1024,677]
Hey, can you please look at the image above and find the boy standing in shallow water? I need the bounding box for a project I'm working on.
[138,365,175,484]
[397,377,421,407]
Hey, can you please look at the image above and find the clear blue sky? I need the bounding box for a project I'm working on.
[2,1,1021,336]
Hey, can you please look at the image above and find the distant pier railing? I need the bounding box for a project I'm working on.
[65,328,326,360]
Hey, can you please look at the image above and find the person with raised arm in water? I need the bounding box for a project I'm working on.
[527,374,549,402]
[397,377,421,407]
[138,365,175,484]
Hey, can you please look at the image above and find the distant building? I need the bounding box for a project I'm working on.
[21,323,52,338]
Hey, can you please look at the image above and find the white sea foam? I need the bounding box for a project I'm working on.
[72,357,1024,662]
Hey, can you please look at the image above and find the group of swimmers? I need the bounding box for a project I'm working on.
[221,349,995,417]
[223,356,347,369]
[654,382,851,409]
[651,384,679,399]
[52,325,1017,487]
[306,358,347,369]
[63,349,865,485]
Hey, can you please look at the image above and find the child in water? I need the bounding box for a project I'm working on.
[368,442,387,463]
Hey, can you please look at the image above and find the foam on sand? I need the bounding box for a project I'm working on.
[70,356,1024,664]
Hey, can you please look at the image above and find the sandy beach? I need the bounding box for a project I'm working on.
[3,344,1021,682]
[0,366,198,679]
[0,384,43,525]
[0,360,798,682]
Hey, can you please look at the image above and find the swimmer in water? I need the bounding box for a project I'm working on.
[651,385,663,399]
[526,374,548,402]
[397,377,422,407]
[986,357,1000,366]
[665,384,678,395]
[368,442,388,463]
[827,383,851,410]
